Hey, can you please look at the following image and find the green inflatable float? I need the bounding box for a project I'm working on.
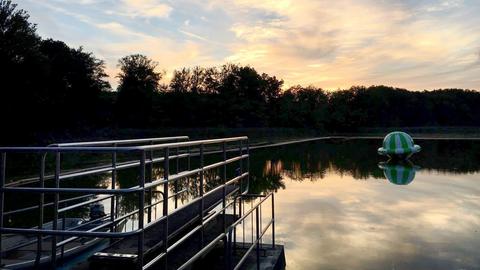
[377,131,421,159]
[378,161,419,185]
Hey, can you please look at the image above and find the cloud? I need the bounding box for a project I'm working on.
[21,0,480,90]
[107,0,172,19]
[205,0,480,90]
[272,170,480,269]
[95,22,139,37]
[424,0,464,12]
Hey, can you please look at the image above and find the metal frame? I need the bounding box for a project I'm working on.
[0,136,274,270]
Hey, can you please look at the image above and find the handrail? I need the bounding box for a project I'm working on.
[0,136,248,153]
[49,136,189,147]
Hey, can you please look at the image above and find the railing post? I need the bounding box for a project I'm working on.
[147,141,153,223]
[51,152,61,268]
[163,148,170,268]
[251,200,254,245]
[111,144,117,233]
[246,138,250,194]
[239,140,243,193]
[233,196,237,251]
[0,153,5,267]
[61,205,66,260]
[259,204,263,245]
[242,197,246,249]
[187,146,191,171]
[227,229,233,270]
[223,231,229,270]
[199,144,205,247]
[255,207,260,270]
[174,146,179,209]
[272,193,275,249]
[222,142,227,229]
[137,151,146,270]
[35,153,46,266]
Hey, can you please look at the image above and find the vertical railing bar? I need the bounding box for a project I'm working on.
[175,147,179,173]
[222,142,227,230]
[251,200,254,244]
[51,152,61,267]
[258,203,261,246]
[223,142,228,270]
[234,141,242,251]
[147,141,153,223]
[255,207,260,270]
[187,146,191,171]
[199,144,205,248]
[230,197,236,255]
[111,143,117,233]
[271,192,275,249]
[223,232,229,270]
[227,229,233,270]
[174,146,179,209]
[60,206,66,260]
[246,138,250,194]
[163,148,170,269]
[0,153,6,267]
[242,197,245,249]
[114,146,120,230]
[233,196,237,253]
[35,153,46,266]
[137,151,146,270]
[186,145,191,206]
[239,140,243,193]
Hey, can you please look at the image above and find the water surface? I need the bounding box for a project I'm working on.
[250,139,480,269]
[3,138,480,269]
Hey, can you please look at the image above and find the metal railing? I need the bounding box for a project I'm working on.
[0,136,267,270]
[176,192,276,270]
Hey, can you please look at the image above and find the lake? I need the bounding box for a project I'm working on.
[250,138,480,269]
[3,138,480,269]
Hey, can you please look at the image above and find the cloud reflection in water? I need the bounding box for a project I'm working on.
[253,140,480,269]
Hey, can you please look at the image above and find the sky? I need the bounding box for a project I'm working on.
[20,0,480,90]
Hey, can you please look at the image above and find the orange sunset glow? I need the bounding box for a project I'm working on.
[21,0,480,90]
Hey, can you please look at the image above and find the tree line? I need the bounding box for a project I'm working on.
[1,0,480,144]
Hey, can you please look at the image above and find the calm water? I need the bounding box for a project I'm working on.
[250,139,480,270]
[4,138,480,269]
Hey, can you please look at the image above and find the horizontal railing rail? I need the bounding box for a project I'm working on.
[48,136,190,147]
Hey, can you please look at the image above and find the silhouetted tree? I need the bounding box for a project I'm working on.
[116,54,161,127]
[0,0,44,142]
[2,1,480,145]
[39,39,110,128]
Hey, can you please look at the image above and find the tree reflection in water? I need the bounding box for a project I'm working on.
[251,139,480,193]
[5,139,480,227]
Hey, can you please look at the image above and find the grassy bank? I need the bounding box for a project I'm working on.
[352,126,480,138]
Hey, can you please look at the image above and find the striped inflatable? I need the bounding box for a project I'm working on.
[377,131,421,159]
[378,162,418,185]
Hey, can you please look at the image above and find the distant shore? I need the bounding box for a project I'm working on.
[9,126,480,146]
